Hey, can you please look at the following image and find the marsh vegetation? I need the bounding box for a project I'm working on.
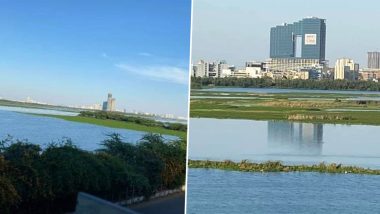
[189,160,380,175]
[190,90,380,125]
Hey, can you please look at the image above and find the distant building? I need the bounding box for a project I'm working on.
[192,60,209,77]
[359,68,380,81]
[334,58,358,80]
[220,68,233,78]
[368,52,380,69]
[192,60,229,78]
[268,17,326,75]
[80,103,102,110]
[245,61,264,78]
[209,60,229,77]
[102,93,116,112]
[270,17,326,60]
[102,101,108,111]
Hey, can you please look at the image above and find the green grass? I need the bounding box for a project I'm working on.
[189,160,380,175]
[190,91,380,125]
[36,114,186,139]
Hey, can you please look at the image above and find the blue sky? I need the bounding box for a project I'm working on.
[192,0,380,67]
[0,0,191,117]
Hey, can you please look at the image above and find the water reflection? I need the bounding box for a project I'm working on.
[268,121,323,155]
[189,118,380,168]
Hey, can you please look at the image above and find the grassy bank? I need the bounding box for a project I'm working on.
[189,160,380,175]
[190,91,380,125]
[38,114,186,138]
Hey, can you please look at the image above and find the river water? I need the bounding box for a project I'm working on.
[187,118,380,213]
[189,118,380,169]
[188,88,380,213]
[187,168,380,214]
[0,108,176,150]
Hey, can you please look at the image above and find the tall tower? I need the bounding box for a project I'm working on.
[268,17,326,74]
[334,58,356,80]
[368,52,380,69]
[270,17,326,61]
[107,93,112,111]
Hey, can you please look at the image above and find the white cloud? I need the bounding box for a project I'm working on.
[116,63,188,85]
[138,52,153,57]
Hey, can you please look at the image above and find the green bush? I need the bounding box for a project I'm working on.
[0,134,186,213]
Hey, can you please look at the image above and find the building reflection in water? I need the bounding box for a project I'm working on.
[267,121,324,155]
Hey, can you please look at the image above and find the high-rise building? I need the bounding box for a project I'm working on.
[270,17,326,60]
[102,101,108,111]
[192,60,209,77]
[210,60,229,78]
[102,93,116,111]
[334,58,358,80]
[268,17,326,74]
[368,52,380,69]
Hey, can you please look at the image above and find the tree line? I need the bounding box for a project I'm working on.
[0,133,186,213]
[79,111,187,132]
[191,77,380,91]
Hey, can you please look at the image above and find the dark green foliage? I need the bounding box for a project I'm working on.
[192,77,380,91]
[79,111,187,132]
[0,134,186,213]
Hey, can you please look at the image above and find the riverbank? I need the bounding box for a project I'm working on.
[190,90,380,125]
[37,114,186,138]
[188,160,380,175]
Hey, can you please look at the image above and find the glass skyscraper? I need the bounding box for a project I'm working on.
[270,17,326,61]
[268,17,326,78]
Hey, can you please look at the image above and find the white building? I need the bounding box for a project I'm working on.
[334,58,358,80]
[245,67,262,78]
[220,68,233,78]
[193,60,209,77]
[212,60,229,77]
[244,61,263,78]
[192,60,229,78]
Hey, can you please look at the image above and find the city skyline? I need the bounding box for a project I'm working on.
[0,0,191,117]
[192,0,380,67]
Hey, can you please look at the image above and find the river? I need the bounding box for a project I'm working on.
[0,108,176,150]
[187,168,380,214]
[187,88,380,213]
[189,118,380,169]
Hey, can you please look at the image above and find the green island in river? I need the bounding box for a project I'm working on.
[190,90,380,126]
[37,112,187,139]
[189,160,380,175]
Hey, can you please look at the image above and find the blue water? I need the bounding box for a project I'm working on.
[187,168,380,214]
[0,105,79,116]
[188,89,380,213]
[189,118,380,169]
[0,109,176,150]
